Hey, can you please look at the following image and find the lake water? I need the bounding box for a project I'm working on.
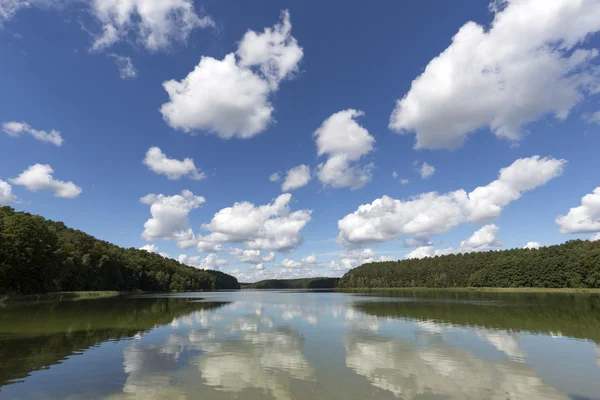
[1,290,599,399]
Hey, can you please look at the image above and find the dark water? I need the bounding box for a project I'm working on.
[0,290,599,399]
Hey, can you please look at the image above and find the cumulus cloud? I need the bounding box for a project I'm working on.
[405,224,502,259]
[314,109,375,189]
[0,0,28,24]
[2,121,63,146]
[584,111,600,124]
[140,190,205,247]
[329,249,395,272]
[269,172,281,182]
[140,244,159,253]
[556,187,600,234]
[0,0,213,52]
[281,164,311,191]
[139,244,169,258]
[236,10,303,90]
[228,248,275,264]
[0,179,16,205]
[523,241,541,249]
[11,164,81,198]
[109,54,137,79]
[160,11,302,139]
[392,171,398,179]
[338,156,565,247]
[591,233,600,242]
[90,0,214,52]
[178,253,227,270]
[198,193,311,252]
[280,253,318,269]
[400,179,410,185]
[416,161,435,179]
[143,146,205,180]
[389,0,600,149]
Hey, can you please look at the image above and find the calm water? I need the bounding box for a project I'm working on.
[1,290,600,400]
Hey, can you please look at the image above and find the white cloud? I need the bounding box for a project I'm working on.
[338,156,565,247]
[236,10,303,90]
[405,224,502,259]
[109,54,137,79]
[329,249,394,272]
[281,164,311,191]
[199,193,311,251]
[269,172,281,182]
[2,121,63,146]
[392,171,398,179]
[161,54,272,138]
[0,0,24,23]
[160,11,302,139]
[523,241,541,249]
[0,0,213,52]
[390,0,600,149]
[417,162,435,179]
[140,244,159,253]
[584,111,600,124]
[11,164,81,198]
[139,244,169,257]
[143,146,205,180]
[460,224,501,250]
[0,179,16,205]
[140,190,205,247]
[591,233,600,242]
[90,0,214,52]
[178,253,227,270]
[280,253,317,269]
[556,187,600,234]
[400,179,410,185]
[314,109,375,189]
[228,248,275,264]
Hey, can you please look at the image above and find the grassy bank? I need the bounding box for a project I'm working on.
[1,291,124,303]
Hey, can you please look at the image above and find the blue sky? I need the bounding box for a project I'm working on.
[1,0,600,282]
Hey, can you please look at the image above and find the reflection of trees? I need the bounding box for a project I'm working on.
[0,298,228,388]
[353,296,600,342]
[198,327,314,400]
[344,331,569,400]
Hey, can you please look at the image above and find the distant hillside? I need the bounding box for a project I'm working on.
[0,206,239,295]
[241,277,339,289]
[337,240,600,289]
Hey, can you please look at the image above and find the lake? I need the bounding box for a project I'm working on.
[1,290,599,399]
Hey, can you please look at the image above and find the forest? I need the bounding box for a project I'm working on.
[241,277,339,289]
[337,239,600,289]
[0,207,239,295]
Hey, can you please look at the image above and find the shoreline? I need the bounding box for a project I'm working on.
[1,291,125,304]
[335,287,600,294]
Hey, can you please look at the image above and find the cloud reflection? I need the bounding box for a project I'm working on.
[198,328,314,400]
[344,331,568,399]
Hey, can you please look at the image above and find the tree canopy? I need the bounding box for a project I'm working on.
[337,240,600,289]
[0,206,239,295]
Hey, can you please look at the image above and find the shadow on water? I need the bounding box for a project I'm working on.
[0,297,229,388]
[351,290,600,343]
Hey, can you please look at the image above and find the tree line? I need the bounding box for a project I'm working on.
[0,206,239,295]
[241,277,339,289]
[337,239,600,289]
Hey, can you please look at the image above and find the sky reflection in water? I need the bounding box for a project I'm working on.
[1,291,599,400]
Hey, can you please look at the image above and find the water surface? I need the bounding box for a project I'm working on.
[1,290,599,399]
